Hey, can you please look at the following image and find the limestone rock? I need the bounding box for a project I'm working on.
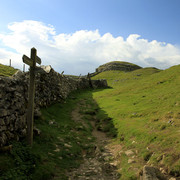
[125,150,134,156]
[33,127,41,136]
[143,165,166,180]
[128,159,136,164]
[64,143,72,148]
[40,65,52,73]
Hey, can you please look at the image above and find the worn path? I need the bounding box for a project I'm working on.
[67,100,120,180]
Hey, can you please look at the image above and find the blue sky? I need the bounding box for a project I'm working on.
[0,0,180,74]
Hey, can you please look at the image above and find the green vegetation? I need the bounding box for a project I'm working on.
[0,64,18,76]
[0,90,115,180]
[96,61,142,73]
[92,65,180,179]
[1,61,180,179]
[98,61,141,67]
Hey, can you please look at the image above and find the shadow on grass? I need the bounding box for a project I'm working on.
[90,89,118,138]
[74,87,117,137]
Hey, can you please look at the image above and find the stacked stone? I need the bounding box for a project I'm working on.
[0,65,107,147]
[0,73,28,147]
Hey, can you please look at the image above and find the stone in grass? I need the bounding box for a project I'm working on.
[110,161,118,167]
[48,152,54,156]
[128,159,136,164]
[104,156,112,162]
[33,127,41,136]
[49,120,56,125]
[54,148,60,152]
[57,137,64,142]
[125,150,134,156]
[64,143,72,148]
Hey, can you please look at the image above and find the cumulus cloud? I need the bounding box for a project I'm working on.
[0,20,180,75]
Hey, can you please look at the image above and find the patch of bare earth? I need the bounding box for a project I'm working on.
[67,100,120,180]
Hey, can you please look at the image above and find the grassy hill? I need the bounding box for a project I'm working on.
[1,61,180,179]
[0,64,18,76]
[96,61,142,73]
[92,65,180,178]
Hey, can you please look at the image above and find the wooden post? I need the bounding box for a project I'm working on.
[87,73,93,88]
[27,48,36,146]
[61,71,64,77]
[22,47,41,146]
[78,74,81,80]
[23,64,25,72]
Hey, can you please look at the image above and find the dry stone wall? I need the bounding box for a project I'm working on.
[0,65,107,147]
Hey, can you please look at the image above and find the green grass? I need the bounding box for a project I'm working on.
[1,61,180,179]
[92,65,180,179]
[0,90,93,179]
[0,64,18,76]
[1,89,115,180]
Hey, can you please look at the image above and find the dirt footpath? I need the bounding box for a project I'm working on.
[67,100,120,180]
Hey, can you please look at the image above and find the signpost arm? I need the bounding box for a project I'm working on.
[27,48,36,146]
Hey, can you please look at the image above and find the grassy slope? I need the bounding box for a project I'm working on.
[96,61,142,73]
[1,62,180,179]
[92,65,180,178]
[97,61,142,68]
[0,64,18,76]
[0,90,97,180]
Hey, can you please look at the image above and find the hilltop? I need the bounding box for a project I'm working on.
[0,63,18,76]
[95,61,142,73]
[89,61,143,77]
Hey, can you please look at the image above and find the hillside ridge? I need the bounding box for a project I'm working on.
[0,63,18,76]
[96,61,142,72]
[92,64,180,179]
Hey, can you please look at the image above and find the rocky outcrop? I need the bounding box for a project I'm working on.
[92,61,142,76]
[0,65,107,147]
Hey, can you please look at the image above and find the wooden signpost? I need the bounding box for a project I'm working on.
[9,59,11,67]
[22,47,41,146]
[87,73,93,88]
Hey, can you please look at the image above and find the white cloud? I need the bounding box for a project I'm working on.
[0,20,180,75]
